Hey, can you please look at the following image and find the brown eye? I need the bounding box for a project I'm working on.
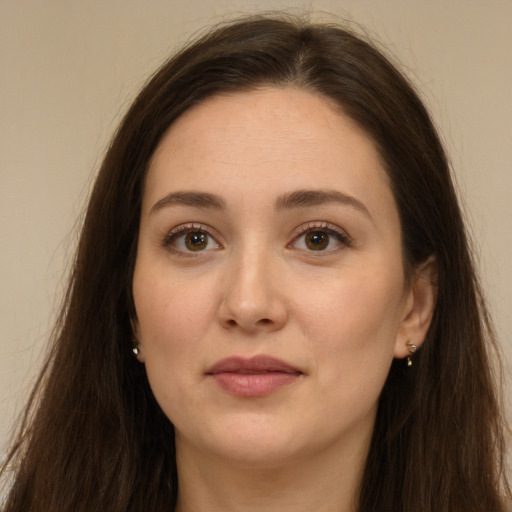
[289,224,350,253]
[305,231,329,250]
[165,226,220,254]
[185,231,208,251]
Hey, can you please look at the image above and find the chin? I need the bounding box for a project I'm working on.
[176,412,310,466]
[211,438,307,469]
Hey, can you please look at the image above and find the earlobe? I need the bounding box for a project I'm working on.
[394,255,438,359]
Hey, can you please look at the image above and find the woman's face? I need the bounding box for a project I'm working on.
[133,87,426,467]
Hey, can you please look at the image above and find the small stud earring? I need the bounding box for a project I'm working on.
[132,337,140,357]
[406,340,417,367]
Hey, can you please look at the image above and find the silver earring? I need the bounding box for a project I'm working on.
[132,337,140,357]
[406,340,417,367]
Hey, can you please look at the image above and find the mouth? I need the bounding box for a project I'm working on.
[206,355,303,398]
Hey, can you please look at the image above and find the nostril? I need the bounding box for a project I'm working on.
[258,318,272,325]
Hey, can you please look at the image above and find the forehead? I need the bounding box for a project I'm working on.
[144,87,395,219]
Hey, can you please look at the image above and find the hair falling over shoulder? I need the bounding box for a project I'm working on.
[1,14,510,512]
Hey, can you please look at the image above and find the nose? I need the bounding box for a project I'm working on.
[218,247,288,334]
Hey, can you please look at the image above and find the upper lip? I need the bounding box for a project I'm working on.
[206,355,302,375]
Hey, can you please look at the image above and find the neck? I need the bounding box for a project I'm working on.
[174,429,371,512]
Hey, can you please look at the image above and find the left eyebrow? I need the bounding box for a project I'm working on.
[274,189,374,223]
[149,191,227,215]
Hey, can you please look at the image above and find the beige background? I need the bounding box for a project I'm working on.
[1,0,511,459]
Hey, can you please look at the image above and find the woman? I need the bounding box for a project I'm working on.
[1,15,510,512]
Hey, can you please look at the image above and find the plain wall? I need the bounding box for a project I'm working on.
[1,0,511,458]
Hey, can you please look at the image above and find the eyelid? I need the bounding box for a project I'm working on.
[288,221,352,251]
[163,223,223,253]
[161,221,350,255]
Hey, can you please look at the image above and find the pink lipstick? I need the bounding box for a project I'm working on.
[206,355,302,398]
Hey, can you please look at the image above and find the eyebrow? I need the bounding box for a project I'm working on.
[274,189,374,222]
[150,191,227,215]
[150,188,373,222]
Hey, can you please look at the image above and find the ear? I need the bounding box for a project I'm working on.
[394,255,438,359]
[130,317,145,363]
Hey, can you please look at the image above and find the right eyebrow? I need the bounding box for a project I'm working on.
[149,191,226,215]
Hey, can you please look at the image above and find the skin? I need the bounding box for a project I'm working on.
[132,87,436,512]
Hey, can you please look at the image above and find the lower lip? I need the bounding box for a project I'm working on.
[210,372,301,397]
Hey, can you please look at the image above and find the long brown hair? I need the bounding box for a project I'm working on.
[2,15,510,512]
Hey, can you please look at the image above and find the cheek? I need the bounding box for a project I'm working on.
[134,271,218,350]
[323,281,401,429]
[132,270,219,421]
[132,263,220,378]
[297,266,404,384]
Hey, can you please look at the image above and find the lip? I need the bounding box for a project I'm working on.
[206,355,303,398]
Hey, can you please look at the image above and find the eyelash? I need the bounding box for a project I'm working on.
[163,223,221,255]
[289,222,352,253]
[162,221,351,255]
